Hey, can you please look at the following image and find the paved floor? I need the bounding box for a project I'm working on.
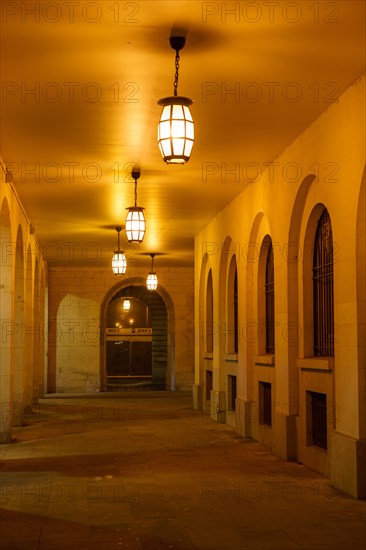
[1,392,365,550]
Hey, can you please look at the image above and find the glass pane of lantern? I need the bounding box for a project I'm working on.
[126,211,145,242]
[171,120,185,138]
[112,252,127,274]
[172,104,184,119]
[159,120,171,139]
[161,105,171,121]
[161,139,172,156]
[172,138,185,156]
[183,105,193,121]
[185,121,194,139]
[184,139,194,157]
[146,273,158,290]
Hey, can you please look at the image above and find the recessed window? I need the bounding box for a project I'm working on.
[259,381,272,426]
[308,391,327,449]
[228,375,237,411]
[313,209,334,356]
[205,370,213,401]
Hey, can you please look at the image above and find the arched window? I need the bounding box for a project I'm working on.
[265,243,275,354]
[313,209,334,356]
[234,268,238,353]
[227,256,238,354]
[206,269,213,353]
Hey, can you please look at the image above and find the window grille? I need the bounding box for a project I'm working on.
[313,210,334,356]
[206,270,213,353]
[265,243,275,354]
[234,269,238,353]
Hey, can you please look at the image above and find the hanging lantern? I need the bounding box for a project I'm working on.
[146,253,158,291]
[123,299,131,312]
[112,226,127,274]
[157,36,194,164]
[126,168,145,243]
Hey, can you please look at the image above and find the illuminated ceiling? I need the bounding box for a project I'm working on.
[1,0,365,267]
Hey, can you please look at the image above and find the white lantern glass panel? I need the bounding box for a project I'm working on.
[123,299,131,311]
[126,208,145,243]
[183,105,193,121]
[112,252,127,275]
[146,272,158,291]
[172,120,185,137]
[157,97,194,164]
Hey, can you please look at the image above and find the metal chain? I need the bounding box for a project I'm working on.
[174,51,180,96]
[134,179,137,206]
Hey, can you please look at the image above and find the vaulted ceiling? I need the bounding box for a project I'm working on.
[1,0,365,267]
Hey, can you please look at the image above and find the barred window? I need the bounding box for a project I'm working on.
[206,269,213,353]
[234,268,238,353]
[265,243,275,354]
[313,209,334,356]
[227,256,238,354]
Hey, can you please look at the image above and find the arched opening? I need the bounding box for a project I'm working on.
[13,224,25,426]
[313,209,334,357]
[106,295,153,386]
[227,255,238,354]
[302,203,333,358]
[0,197,13,441]
[100,280,174,391]
[258,235,274,355]
[24,244,33,411]
[32,259,42,403]
[356,167,366,439]
[205,269,214,354]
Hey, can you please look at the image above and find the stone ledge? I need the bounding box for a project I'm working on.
[255,355,275,366]
[297,357,334,371]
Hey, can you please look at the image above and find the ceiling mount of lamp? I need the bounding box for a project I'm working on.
[125,167,146,244]
[112,226,127,275]
[157,35,194,164]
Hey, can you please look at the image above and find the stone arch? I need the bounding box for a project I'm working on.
[13,224,25,426]
[301,202,330,357]
[0,197,13,441]
[226,254,238,355]
[258,234,273,356]
[24,243,34,410]
[287,174,316,409]
[245,211,266,403]
[244,212,277,442]
[100,278,175,391]
[356,166,366,438]
[218,236,235,394]
[199,254,214,352]
[40,266,48,394]
[32,258,42,402]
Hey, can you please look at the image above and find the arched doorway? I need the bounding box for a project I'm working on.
[101,283,171,391]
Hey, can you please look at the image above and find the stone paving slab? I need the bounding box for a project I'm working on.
[0,392,365,550]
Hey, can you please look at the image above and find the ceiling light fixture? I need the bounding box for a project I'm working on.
[146,253,158,291]
[112,226,127,274]
[126,168,146,243]
[158,36,194,164]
